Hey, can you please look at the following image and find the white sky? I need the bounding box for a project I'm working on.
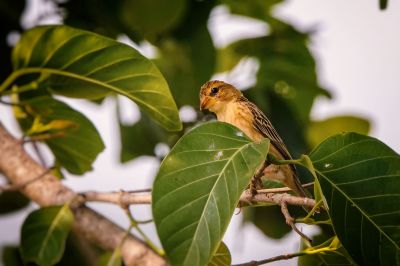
[0,0,399,265]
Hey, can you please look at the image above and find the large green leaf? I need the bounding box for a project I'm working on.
[307,115,370,149]
[2,246,23,266]
[0,191,30,214]
[310,132,400,265]
[222,0,282,21]
[97,250,122,266]
[19,96,104,175]
[208,242,231,266]
[20,205,74,266]
[152,122,269,266]
[11,25,181,131]
[380,0,388,9]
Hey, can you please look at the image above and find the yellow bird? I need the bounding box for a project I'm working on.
[199,80,308,197]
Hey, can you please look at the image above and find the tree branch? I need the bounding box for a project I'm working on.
[79,190,152,207]
[256,182,314,194]
[76,189,316,210]
[232,251,305,266]
[239,190,316,208]
[0,123,166,266]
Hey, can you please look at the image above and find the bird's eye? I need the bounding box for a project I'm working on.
[210,87,219,95]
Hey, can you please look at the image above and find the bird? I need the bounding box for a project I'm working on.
[199,80,308,198]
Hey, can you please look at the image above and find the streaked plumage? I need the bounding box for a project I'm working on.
[199,80,308,197]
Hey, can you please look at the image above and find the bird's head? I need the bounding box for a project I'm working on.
[199,80,242,113]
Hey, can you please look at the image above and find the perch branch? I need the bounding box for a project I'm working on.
[256,182,314,193]
[77,189,316,210]
[79,190,152,206]
[0,123,165,266]
[232,251,305,266]
[239,190,316,208]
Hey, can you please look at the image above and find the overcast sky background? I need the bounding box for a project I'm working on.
[0,0,399,265]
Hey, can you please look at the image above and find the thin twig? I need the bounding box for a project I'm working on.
[240,190,316,208]
[0,99,22,106]
[78,189,316,210]
[32,142,46,167]
[125,188,152,193]
[256,182,314,194]
[79,190,152,205]
[22,132,66,143]
[280,199,311,242]
[123,205,164,256]
[232,252,305,266]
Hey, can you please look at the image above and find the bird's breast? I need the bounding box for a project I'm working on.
[216,102,264,142]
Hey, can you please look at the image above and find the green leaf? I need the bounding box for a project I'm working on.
[221,0,282,21]
[2,246,23,266]
[154,0,215,107]
[309,132,400,265]
[20,205,74,266]
[121,0,187,37]
[208,242,231,266]
[307,115,370,149]
[152,121,269,266]
[57,233,100,266]
[60,0,143,42]
[298,232,357,266]
[97,250,122,266]
[19,96,105,175]
[0,191,30,214]
[11,25,181,131]
[155,27,215,107]
[299,232,357,266]
[380,0,388,9]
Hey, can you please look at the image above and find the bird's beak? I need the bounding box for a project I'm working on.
[200,96,210,111]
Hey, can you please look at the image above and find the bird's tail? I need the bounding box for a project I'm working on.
[285,165,313,212]
[285,166,310,198]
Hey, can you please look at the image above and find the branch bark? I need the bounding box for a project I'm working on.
[0,123,166,266]
[77,189,316,209]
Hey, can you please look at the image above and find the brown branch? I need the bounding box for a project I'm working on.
[79,190,152,207]
[0,123,165,266]
[239,190,316,208]
[256,182,314,194]
[280,199,311,242]
[232,251,305,266]
[77,189,316,210]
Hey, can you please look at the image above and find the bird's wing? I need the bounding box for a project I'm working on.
[244,100,292,160]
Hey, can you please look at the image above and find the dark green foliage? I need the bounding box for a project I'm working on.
[0,191,30,214]
[310,133,400,265]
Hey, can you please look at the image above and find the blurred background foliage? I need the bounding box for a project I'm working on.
[0,0,376,264]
